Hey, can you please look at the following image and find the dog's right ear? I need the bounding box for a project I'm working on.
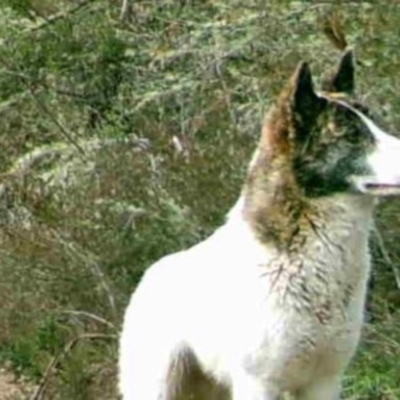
[263,61,325,154]
[288,62,325,134]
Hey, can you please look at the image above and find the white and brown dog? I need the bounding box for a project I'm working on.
[119,51,400,399]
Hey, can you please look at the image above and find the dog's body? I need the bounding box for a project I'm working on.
[119,52,400,399]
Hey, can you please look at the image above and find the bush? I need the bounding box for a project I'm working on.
[0,1,399,398]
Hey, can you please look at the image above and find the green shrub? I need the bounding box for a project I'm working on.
[0,1,399,398]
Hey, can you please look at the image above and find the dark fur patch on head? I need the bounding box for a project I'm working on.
[292,96,376,197]
[253,59,375,199]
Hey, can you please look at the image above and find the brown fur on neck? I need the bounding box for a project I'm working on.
[241,76,312,252]
[242,148,372,253]
[243,147,308,252]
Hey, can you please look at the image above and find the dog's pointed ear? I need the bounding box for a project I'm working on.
[323,49,355,94]
[289,61,323,126]
[262,62,324,154]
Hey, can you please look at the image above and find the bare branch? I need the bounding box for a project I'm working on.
[29,333,116,400]
[59,310,116,330]
[120,0,132,21]
[0,89,32,117]
[51,230,117,320]
[0,66,87,157]
[29,88,87,157]
[23,0,97,36]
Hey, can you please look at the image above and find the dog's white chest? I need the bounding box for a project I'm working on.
[181,210,371,390]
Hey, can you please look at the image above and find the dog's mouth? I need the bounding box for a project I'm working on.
[351,176,400,195]
[364,183,400,195]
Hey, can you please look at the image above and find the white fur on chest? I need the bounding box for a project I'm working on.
[122,196,373,393]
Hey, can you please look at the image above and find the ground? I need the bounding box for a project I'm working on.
[0,367,35,400]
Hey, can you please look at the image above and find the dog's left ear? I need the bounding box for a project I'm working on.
[323,50,355,94]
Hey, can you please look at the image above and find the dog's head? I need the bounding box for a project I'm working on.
[260,50,400,197]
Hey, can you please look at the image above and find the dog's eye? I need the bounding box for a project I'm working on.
[330,107,373,144]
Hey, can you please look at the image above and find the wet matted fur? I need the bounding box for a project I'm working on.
[119,51,400,400]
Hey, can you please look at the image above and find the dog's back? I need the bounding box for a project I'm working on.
[119,51,400,400]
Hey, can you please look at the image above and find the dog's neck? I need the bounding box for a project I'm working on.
[239,149,375,253]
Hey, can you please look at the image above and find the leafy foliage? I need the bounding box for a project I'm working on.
[0,0,399,398]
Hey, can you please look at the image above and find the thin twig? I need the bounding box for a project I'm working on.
[0,64,87,157]
[23,0,96,35]
[29,88,87,157]
[10,71,87,157]
[60,310,116,330]
[0,89,32,117]
[0,71,88,119]
[29,333,116,400]
[120,0,131,21]
[51,230,117,320]
[372,222,400,290]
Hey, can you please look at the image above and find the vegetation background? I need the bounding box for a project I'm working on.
[0,0,399,399]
